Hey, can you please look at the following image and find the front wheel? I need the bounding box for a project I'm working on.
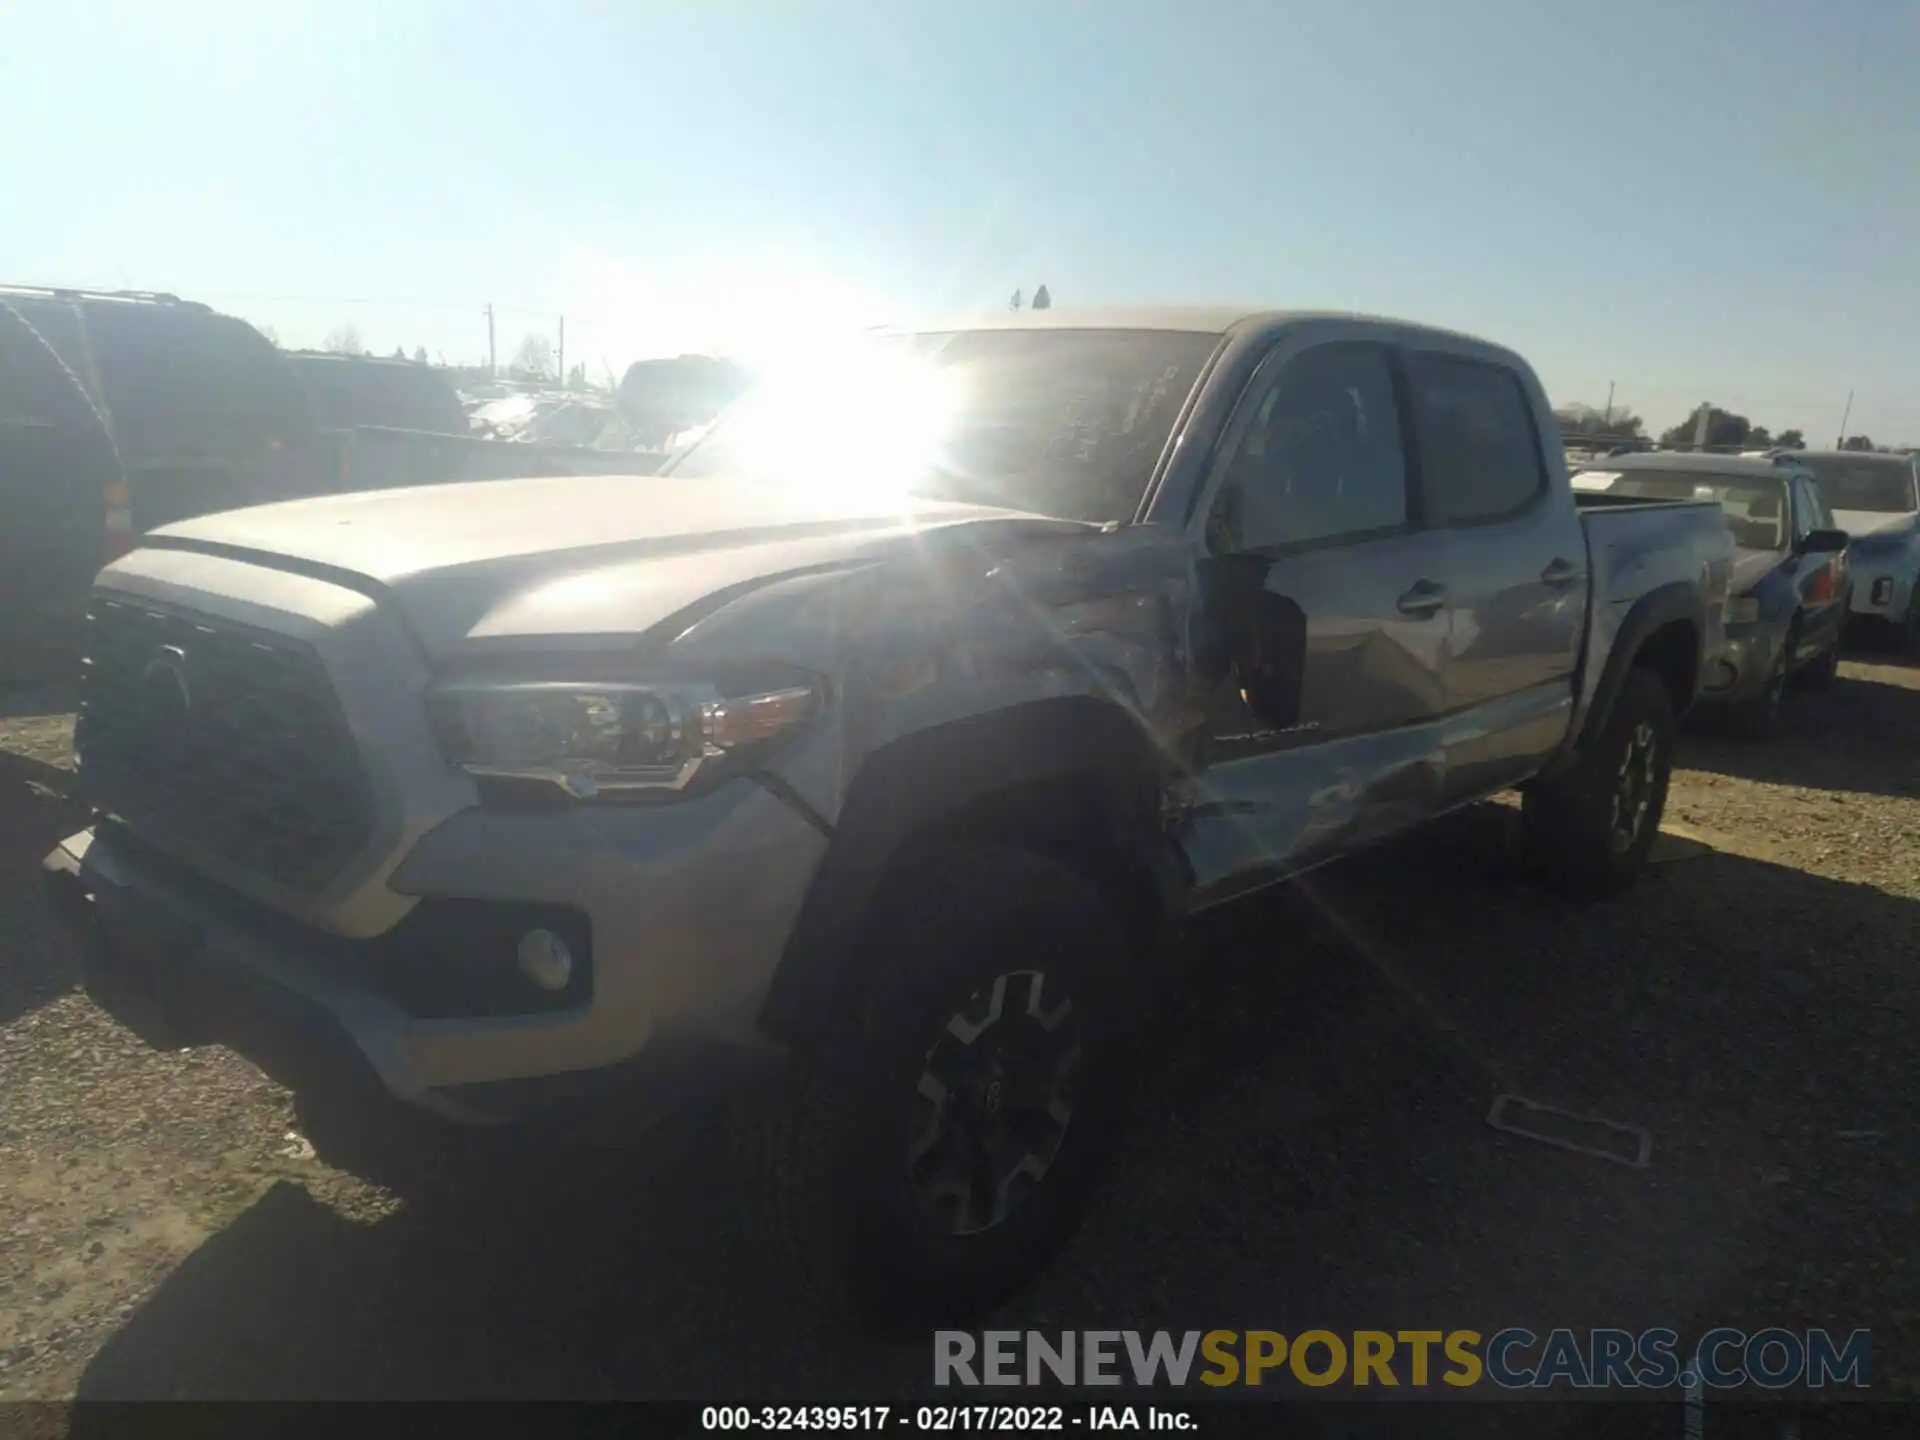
[1798,642,1840,693]
[1523,668,1676,900]
[1725,626,1793,741]
[1899,590,1920,654]
[741,844,1132,1329]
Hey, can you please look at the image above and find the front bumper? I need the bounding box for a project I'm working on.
[43,778,824,1131]
[1699,621,1783,704]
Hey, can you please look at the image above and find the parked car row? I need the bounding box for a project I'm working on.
[1570,444,1920,740]
[46,305,1741,1323]
[0,285,658,681]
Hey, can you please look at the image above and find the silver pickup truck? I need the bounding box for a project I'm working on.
[43,307,1733,1324]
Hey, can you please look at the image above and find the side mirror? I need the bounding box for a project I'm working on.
[1802,528,1849,554]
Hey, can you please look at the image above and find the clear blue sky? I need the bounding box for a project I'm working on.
[3,0,1915,442]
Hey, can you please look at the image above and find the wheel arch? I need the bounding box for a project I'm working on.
[759,695,1186,1045]
[1579,581,1703,749]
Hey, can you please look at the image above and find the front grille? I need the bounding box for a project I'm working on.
[77,594,376,890]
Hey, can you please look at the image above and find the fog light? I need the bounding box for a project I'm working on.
[516,928,574,992]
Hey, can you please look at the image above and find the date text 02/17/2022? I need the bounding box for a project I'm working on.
[700,1405,1198,1431]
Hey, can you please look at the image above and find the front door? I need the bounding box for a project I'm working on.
[1182,339,1454,908]
[1789,475,1849,660]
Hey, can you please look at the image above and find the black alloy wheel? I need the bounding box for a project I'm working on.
[907,968,1082,1238]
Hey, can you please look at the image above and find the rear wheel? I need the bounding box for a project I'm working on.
[1523,668,1675,900]
[741,844,1131,1329]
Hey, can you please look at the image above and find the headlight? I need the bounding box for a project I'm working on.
[428,676,818,798]
[1725,596,1761,625]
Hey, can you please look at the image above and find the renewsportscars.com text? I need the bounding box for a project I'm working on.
[934,1328,1872,1391]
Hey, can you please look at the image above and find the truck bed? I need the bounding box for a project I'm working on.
[1571,493,1736,739]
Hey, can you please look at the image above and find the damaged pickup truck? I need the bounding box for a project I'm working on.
[45,307,1734,1323]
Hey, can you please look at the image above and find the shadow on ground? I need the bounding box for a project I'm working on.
[1678,662,1920,799]
[66,802,1920,1407]
[0,751,85,1029]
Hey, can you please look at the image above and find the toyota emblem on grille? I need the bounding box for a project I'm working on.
[140,645,192,734]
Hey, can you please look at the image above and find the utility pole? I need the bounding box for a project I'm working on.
[558,316,566,388]
[1836,390,1854,449]
[485,304,496,378]
[1602,381,1615,429]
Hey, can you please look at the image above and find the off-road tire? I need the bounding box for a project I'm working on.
[1798,642,1840,693]
[1898,592,1920,655]
[1523,668,1676,900]
[737,843,1131,1332]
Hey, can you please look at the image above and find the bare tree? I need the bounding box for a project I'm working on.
[258,324,281,348]
[323,322,365,356]
[513,333,556,380]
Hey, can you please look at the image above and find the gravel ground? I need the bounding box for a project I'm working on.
[2,655,1918,1427]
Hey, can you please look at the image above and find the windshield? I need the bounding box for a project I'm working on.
[1574,467,1790,550]
[667,328,1220,524]
[1796,455,1918,514]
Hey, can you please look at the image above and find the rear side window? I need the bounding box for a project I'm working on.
[290,357,467,434]
[86,307,316,455]
[1208,342,1409,553]
[1405,353,1546,525]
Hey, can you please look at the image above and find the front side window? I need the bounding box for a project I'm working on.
[1815,484,1839,531]
[1206,343,1408,553]
[1405,353,1546,525]
[1791,479,1815,542]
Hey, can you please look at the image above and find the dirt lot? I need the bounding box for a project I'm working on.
[2,655,1918,1423]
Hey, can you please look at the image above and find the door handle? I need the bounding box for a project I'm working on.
[1396,580,1447,618]
[1541,557,1580,588]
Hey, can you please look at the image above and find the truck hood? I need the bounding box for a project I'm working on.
[142,472,1088,655]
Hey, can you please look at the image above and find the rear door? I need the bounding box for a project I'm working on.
[1182,338,1454,905]
[1399,349,1588,802]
